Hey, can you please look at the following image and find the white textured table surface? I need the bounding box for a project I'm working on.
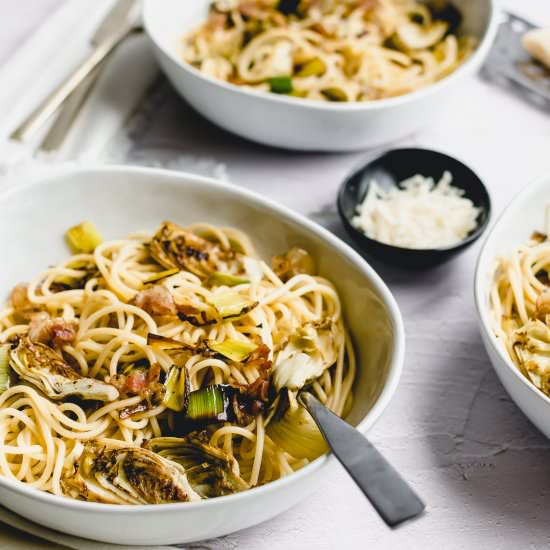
[2,2,550,549]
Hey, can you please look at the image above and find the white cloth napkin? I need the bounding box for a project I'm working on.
[0,504,179,550]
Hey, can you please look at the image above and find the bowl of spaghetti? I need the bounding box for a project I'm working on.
[0,166,404,545]
[143,0,498,151]
[475,174,550,440]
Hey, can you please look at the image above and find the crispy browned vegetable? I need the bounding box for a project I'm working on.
[150,222,227,279]
[9,337,118,402]
[61,441,201,504]
[145,433,249,498]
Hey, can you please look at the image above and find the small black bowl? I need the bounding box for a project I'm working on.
[337,148,491,268]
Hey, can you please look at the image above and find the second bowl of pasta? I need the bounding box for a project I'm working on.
[143,0,498,151]
[476,173,550,441]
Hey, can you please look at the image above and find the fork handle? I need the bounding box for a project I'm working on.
[299,392,425,528]
[10,28,131,142]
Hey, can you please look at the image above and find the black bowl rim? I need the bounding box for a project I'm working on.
[337,147,492,256]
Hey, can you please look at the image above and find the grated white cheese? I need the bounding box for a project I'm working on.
[351,171,480,249]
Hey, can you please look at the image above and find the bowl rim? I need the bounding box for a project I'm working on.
[0,164,405,514]
[337,147,492,254]
[474,171,550,408]
[142,0,499,113]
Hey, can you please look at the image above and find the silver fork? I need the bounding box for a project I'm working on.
[9,0,141,144]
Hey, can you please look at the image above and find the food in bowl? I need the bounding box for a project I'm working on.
[351,171,480,249]
[0,220,355,504]
[180,0,477,103]
[489,205,550,397]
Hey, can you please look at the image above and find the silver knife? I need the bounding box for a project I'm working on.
[10,0,140,143]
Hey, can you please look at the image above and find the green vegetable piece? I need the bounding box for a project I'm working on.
[208,339,257,362]
[143,268,179,285]
[288,89,307,98]
[296,57,326,77]
[186,385,233,423]
[207,292,256,318]
[321,87,347,102]
[206,272,250,287]
[65,222,103,254]
[163,365,189,412]
[269,76,293,94]
[0,345,10,395]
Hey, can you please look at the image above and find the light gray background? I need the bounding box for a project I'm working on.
[2,1,550,549]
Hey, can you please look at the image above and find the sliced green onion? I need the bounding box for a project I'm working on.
[269,76,293,94]
[208,339,258,362]
[163,366,189,412]
[206,272,250,287]
[143,268,179,285]
[65,222,103,254]
[207,292,256,318]
[0,345,10,395]
[296,57,326,77]
[186,385,234,422]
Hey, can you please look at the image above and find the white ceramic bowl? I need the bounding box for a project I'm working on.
[143,0,498,152]
[0,166,404,546]
[475,173,550,439]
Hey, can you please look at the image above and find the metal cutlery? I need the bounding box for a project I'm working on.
[484,11,550,105]
[10,0,140,143]
[298,392,425,528]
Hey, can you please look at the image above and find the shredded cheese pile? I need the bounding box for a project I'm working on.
[352,171,480,249]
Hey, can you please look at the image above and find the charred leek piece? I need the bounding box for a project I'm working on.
[145,435,249,497]
[208,339,257,362]
[207,292,257,319]
[143,268,179,285]
[0,345,10,395]
[163,366,189,412]
[147,332,193,351]
[65,222,103,254]
[206,272,249,287]
[186,385,235,423]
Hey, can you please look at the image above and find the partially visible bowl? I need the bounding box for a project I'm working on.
[338,148,491,268]
[475,173,550,439]
[0,166,404,546]
[143,0,498,152]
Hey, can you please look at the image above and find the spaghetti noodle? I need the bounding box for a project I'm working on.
[181,0,477,102]
[0,221,355,503]
[490,204,550,396]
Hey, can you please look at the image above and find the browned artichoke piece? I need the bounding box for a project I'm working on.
[62,441,201,504]
[145,434,249,498]
[150,221,222,279]
[9,337,118,402]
